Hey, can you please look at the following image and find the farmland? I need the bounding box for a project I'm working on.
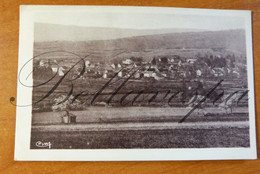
[31,127,249,149]
[30,106,250,149]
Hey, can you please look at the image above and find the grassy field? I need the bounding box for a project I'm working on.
[30,106,250,149]
[30,127,249,149]
[32,106,249,124]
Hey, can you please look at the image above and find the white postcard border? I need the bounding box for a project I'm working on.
[14,5,257,161]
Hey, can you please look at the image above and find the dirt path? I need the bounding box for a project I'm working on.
[32,121,249,132]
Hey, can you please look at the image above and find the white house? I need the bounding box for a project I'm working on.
[227,68,231,74]
[39,60,44,67]
[122,59,132,65]
[161,73,167,77]
[178,61,182,67]
[232,70,240,77]
[154,75,161,80]
[111,64,116,69]
[152,72,157,77]
[51,67,58,73]
[118,71,123,77]
[187,59,196,64]
[85,60,90,67]
[144,72,155,78]
[58,67,65,76]
[144,73,150,77]
[39,60,48,67]
[196,69,202,77]
[134,72,140,79]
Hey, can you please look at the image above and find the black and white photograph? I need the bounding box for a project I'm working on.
[14,6,256,161]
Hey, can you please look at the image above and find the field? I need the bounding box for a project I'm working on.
[30,106,250,149]
[31,127,249,149]
[31,106,249,124]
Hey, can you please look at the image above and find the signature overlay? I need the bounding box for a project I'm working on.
[36,141,52,149]
[10,51,249,123]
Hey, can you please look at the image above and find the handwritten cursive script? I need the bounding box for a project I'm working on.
[11,51,249,123]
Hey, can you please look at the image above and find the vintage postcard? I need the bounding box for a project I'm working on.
[14,5,257,161]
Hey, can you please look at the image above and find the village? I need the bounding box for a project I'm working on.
[34,52,247,83]
[30,51,249,113]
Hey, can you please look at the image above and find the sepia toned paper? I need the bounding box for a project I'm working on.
[14,5,257,161]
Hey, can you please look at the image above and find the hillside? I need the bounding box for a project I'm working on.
[34,29,246,62]
[85,29,246,52]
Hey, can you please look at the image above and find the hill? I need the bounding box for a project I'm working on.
[34,29,246,62]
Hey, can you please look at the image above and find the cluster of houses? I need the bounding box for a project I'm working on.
[35,53,246,81]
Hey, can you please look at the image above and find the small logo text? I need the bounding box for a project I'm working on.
[36,141,52,149]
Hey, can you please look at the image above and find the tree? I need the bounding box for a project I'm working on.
[52,94,82,111]
[151,57,156,65]
[52,95,82,123]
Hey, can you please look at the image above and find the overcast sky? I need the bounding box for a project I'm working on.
[32,7,246,31]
